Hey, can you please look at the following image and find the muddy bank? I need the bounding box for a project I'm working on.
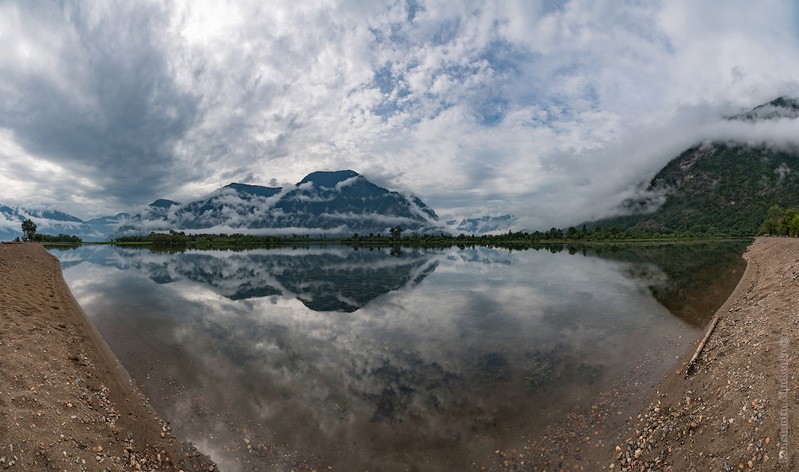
[611,237,799,471]
[0,243,215,471]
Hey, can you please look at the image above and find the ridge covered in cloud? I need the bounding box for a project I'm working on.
[115,170,445,237]
[2,1,799,229]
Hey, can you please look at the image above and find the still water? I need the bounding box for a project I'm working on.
[49,242,746,471]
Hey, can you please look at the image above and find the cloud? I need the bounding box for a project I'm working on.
[0,2,201,216]
[1,1,799,227]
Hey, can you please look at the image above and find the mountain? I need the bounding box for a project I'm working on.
[149,199,180,209]
[731,96,799,121]
[117,170,444,236]
[0,170,444,241]
[0,204,132,242]
[83,213,129,240]
[0,205,101,241]
[447,214,518,235]
[222,183,281,198]
[587,97,799,236]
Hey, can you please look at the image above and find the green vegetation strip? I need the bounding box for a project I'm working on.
[106,229,750,251]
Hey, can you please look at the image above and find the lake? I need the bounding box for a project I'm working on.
[49,242,747,471]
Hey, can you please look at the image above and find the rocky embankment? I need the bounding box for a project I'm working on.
[612,237,798,471]
[0,243,216,471]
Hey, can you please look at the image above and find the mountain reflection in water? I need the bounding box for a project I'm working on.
[50,242,746,471]
[101,246,437,312]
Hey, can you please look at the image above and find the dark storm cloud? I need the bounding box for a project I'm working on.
[0,2,199,206]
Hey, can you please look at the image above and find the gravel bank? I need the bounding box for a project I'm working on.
[0,243,216,471]
[612,237,798,471]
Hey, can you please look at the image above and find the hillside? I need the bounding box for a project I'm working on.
[446,214,519,235]
[0,205,100,241]
[589,98,799,236]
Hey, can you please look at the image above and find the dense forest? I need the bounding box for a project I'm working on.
[757,205,799,236]
[30,233,83,243]
[588,143,799,236]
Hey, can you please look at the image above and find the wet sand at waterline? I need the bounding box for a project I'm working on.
[607,237,799,471]
[0,243,215,471]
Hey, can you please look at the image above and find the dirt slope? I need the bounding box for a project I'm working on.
[0,243,215,471]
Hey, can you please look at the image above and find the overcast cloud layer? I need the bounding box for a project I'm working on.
[2,0,799,229]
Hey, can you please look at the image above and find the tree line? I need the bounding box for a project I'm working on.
[17,219,82,243]
[108,223,735,250]
[757,205,799,236]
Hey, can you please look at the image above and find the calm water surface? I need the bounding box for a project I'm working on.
[49,242,746,471]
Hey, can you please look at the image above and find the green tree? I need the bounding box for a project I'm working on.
[757,205,784,235]
[788,213,799,237]
[21,219,36,241]
[566,226,579,239]
[389,225,404,239]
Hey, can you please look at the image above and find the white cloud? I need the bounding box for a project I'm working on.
[1,0,799,227]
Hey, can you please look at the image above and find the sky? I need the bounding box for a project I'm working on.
[3,0,799,229]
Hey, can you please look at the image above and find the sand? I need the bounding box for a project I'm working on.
[0,243,215,471]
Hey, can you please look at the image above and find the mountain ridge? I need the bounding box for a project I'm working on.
[585,96,799,236]
[0,170,446,241]
[7,95,799,243]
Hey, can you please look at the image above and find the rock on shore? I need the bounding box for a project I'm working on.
[0,243,216,471]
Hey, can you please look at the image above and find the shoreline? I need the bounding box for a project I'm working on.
[611,236,796,470]
[488,240,748,470]
[5,238,790,470]
[0,243,215,471]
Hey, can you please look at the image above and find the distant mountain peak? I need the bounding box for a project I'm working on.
[766,96,799,108]
[115,170,445,236]
[446,214,518,235]
[223,182,282,198]
[0,204,117,242]
[149,199,180,208]
[731,96,799,121]
[21,207,83,223]
[298,170,360,188]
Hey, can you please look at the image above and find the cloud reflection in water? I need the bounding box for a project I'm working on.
[52,244,734,471]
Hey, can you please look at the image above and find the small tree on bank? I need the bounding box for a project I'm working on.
[21,219,36,241]
[389,225,404,240]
